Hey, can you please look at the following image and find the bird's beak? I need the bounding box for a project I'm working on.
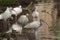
[19,5,22,8]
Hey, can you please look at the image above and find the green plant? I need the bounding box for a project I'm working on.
[0,0,17,6]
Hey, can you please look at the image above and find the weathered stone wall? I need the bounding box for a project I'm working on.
[35,3,57,40]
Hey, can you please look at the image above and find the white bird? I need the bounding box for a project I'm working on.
[0,7,12,21]
[11,5,22,16]
[24,21,40,29]
[35,30,39,40]
[12,24,22,34]
[32,7,39,18]
[18,15,29,25]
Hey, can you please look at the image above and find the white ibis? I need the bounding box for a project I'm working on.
[0,7,12,21]
[12,24,22,35]
[24,21,40,29]
[18,15,29,26]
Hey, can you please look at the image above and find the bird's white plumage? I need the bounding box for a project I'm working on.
[35,31,39,40]
[12,24,22,34]
[13,5,22,15]
[0,14,3,19]
[11,10,17,15]
[24,21,40,28]
[18,15,29,25]
[32,7,39,18]
[1,7,12,20]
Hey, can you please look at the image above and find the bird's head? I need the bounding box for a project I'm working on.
[6,7,12,10]
[19,5,22,8]
[8,7,13,13]
[26,14,29,17]
[9,7,13,10]
[35,6,38,11]
[5,7,10,11]
[6,7,13,12]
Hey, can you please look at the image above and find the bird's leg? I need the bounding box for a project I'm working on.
[35,31,39,40]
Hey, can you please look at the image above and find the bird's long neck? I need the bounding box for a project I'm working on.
[35,8,38,12]
[33,18,39,21]
[5,8,9,12]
